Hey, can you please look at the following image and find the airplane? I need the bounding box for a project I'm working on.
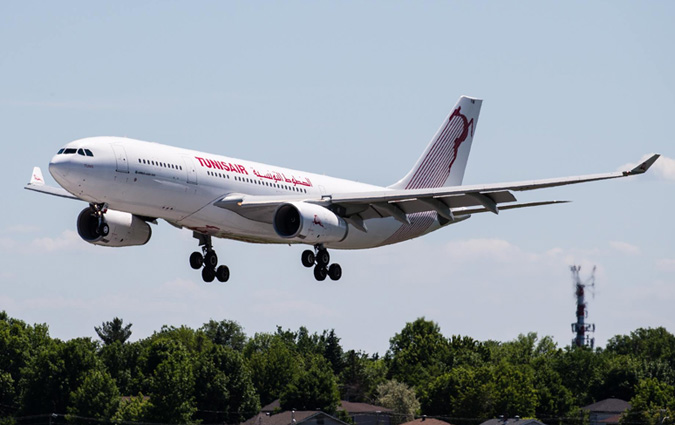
[25,96,660,283]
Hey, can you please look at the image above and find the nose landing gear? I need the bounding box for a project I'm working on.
[190,232,229,283]
[89,203,109,237]
[302,245,342,281]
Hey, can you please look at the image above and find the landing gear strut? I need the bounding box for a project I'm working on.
[89,203,109,237]
[302,245,341,281]
[190,232,229,283]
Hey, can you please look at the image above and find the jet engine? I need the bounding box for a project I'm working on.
[77,208,152,247]
[273,202,348,243]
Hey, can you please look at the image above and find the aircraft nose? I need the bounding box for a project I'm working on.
[49,154,71,183]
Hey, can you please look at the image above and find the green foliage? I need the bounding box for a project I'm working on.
[386,317,450,388]
[339,350,386,402]
[4,310,675,425]
[420,365,494,420]
[376,380,420,421]
[492,361,538,418]
[143,339,197,424]
[19,337,100,415]
[245,333,303,405]
[201,319,247,351]
[68,369,120,419]
[607,328,675,366]
[194,345,260,424]
[0,313,50,416]
[111,393,152,423]
[280,355,340,413]
[95,318,132,345]
[622,378,675,425]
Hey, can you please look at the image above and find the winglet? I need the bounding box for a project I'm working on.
[624,154,660,176]
[29,167,45,186]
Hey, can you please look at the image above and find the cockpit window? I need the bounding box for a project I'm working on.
[57,148,65,154]
[84,149,93,157]
[77,148,85,156]
[63,148,77,154]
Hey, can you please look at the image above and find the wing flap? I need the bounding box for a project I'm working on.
[212,154,657,227]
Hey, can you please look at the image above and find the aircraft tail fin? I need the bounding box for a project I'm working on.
[389,95,482,190]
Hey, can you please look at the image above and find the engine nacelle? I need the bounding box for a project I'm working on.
[273,202,348,243]
[77,208,152,247]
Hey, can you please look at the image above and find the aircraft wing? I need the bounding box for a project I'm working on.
[215,154,659,230]
[24,166,79,200]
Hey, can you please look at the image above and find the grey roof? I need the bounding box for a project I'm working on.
[243,411,349,425]
[583,398,631,413]
[260,400,393,415]
[400,418,453,425]
[338,401,393,414]
[479,419,546,425]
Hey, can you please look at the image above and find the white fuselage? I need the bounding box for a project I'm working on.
[48,137,444,249]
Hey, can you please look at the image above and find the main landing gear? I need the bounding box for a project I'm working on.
[190,232,229,283]
[301,245,342,281]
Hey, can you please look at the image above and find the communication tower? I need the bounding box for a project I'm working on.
[570,265,595,348]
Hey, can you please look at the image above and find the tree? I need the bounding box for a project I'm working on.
[201,319,247,351]
[68,369,120,419]
[376,380,420,421]
[491,361,538,418]
[322,329,345,375]
[0,313,51,417]
[98,340,144,396]
[19,338,100,415]
[144,339,197,424]
[111,393,152,423]
[339,350,386,402]
[622,378,675,425]
[280,355,340,414]
[194,345,260,424]
[245,333,303,405]
[420,366,494,421]
[387,318,450,388]
[607,328,675,366]
[95,318,132,345]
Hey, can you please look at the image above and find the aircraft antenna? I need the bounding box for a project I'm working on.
[570,265,596,348]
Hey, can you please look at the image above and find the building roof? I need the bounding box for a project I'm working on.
[338,401,393,414]
[261,400,281,413]
[243,411,349,425]
[479,419,546,425]
[583,398,632,413]
[400,418,453,425]
[261,400,393,415]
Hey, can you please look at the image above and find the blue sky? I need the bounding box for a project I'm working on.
[1,1,674,354]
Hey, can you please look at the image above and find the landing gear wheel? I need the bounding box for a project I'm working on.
[328,263,342,281]
[205,251,218,268]
[100,223,109,237]
[316,249,330,267]
[216,265,230,283]
[202,267,216,283]
[189,252,204,269]
[301,250,315,268]
[314,265,328,281]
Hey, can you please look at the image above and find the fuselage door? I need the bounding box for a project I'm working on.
[111,144,129,173]
[182,156,198,184]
